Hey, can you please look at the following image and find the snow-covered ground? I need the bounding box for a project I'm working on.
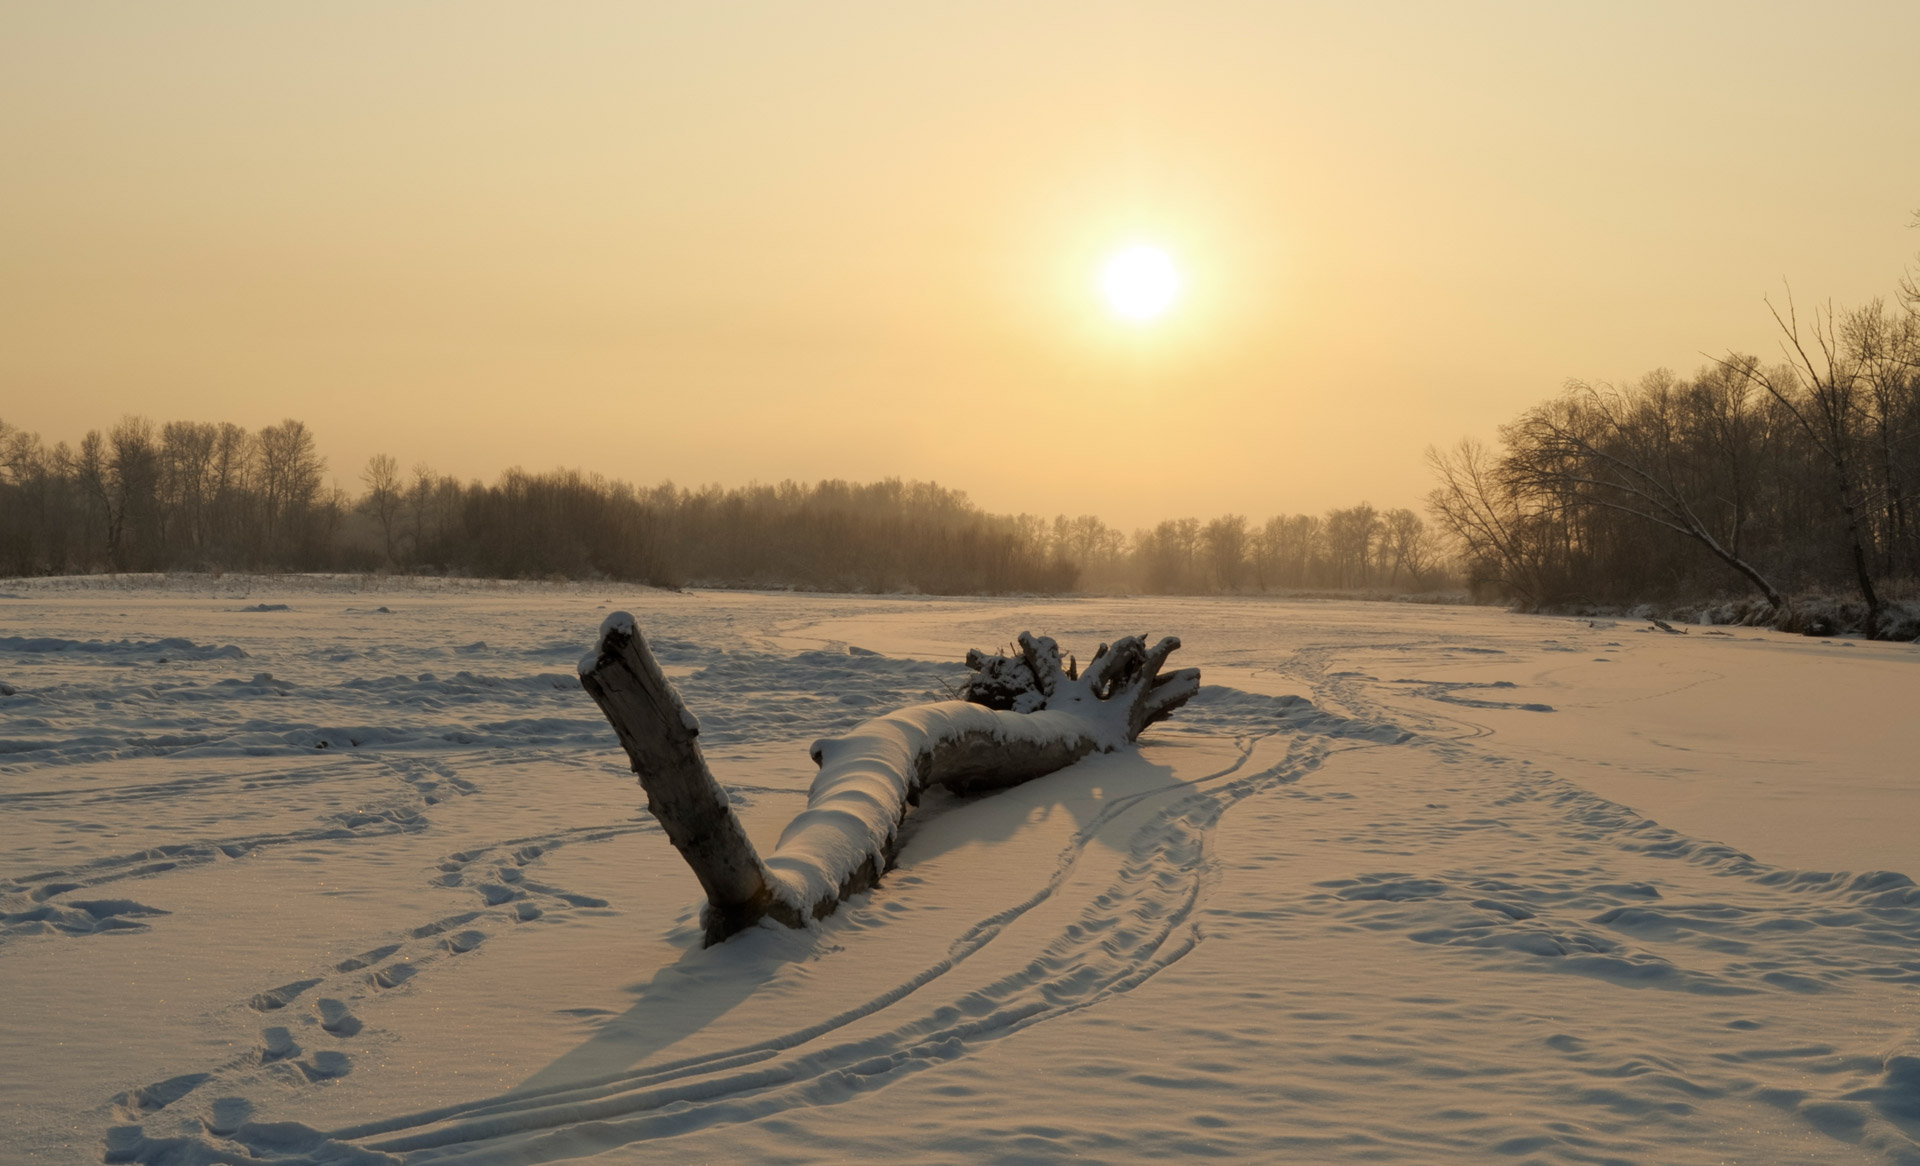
[2,578,1916,1164]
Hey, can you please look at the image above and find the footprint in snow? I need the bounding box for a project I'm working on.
[367,963,417,990]
[114,1072,209,1114]
[259,1026,300,1063]
[334,943,400,973]
[315,998,362,1037]
[208,1096,254,1136]
[248,978,322,1012]
[297,1050,351,1081]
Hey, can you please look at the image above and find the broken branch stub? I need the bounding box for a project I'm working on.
[576,614,797,941]
[579,616,1200,946]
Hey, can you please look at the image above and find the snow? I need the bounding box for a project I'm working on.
[2,578,1918,1163]
[777,700,1099,915]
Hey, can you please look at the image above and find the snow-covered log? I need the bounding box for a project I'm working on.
[579,618,1199,945]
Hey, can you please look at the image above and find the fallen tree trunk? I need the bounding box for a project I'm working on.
[578,615,1200,945]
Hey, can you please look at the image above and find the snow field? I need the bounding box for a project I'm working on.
[0,581,1916,1163]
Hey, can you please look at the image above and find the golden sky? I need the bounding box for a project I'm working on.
[4,2,1917,528]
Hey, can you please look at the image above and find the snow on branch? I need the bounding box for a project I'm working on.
[579,617,1199,945]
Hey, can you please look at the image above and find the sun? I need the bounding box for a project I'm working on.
[1100,244,1182,322]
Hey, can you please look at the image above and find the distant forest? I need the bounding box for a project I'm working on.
[13,254,1912,616]
[0,416,1451,596]
[1429,277,1920,635]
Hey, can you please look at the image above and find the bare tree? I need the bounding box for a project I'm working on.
[1247,521,1275,590]
[209,423,254,563]
[1902,207,1920,318]
[407,462,437,564]
[1731,295,1882,630]
[1136,521,1188,592]
[0,420,57,574]
[256,419,325,564]
[2,414,1116,590]
[1427,439,1556,603]
[1322,503,1379,589]
[1171,517,1201,585]
[106,416,161,570]
[1201,514,1248,591]
[1840,302,1920,578]
[1503,377,1786,610]
[1379,508,1436,588]
[1247,514,1321,590]
[360,453,403,566]
[1684,357,1772,574]
[158,421,218,559]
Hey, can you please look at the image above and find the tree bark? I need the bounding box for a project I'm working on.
[579,617,1199,946]
[576,614,792,941]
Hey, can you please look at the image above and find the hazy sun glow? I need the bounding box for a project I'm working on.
[4,6,1914,530]
[1100,245,1182,321]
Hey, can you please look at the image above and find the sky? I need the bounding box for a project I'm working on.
[3,1,1917,530]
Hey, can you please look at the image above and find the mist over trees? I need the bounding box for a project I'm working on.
[0,417,336,579]
[0,415,1452,596]
[1096,507,1445,594]
[1428,285,1920,634]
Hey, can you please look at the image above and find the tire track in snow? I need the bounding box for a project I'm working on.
[337,739,1275,1139]
[346,737,1333,1161]
[117,727,1357,1164]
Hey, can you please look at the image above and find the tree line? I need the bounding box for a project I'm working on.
[1427,278,1920,635]
[1063,507,1447,594]
[0,414,1453,596]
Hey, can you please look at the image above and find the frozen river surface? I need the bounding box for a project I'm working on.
[1,579,1916,1164]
